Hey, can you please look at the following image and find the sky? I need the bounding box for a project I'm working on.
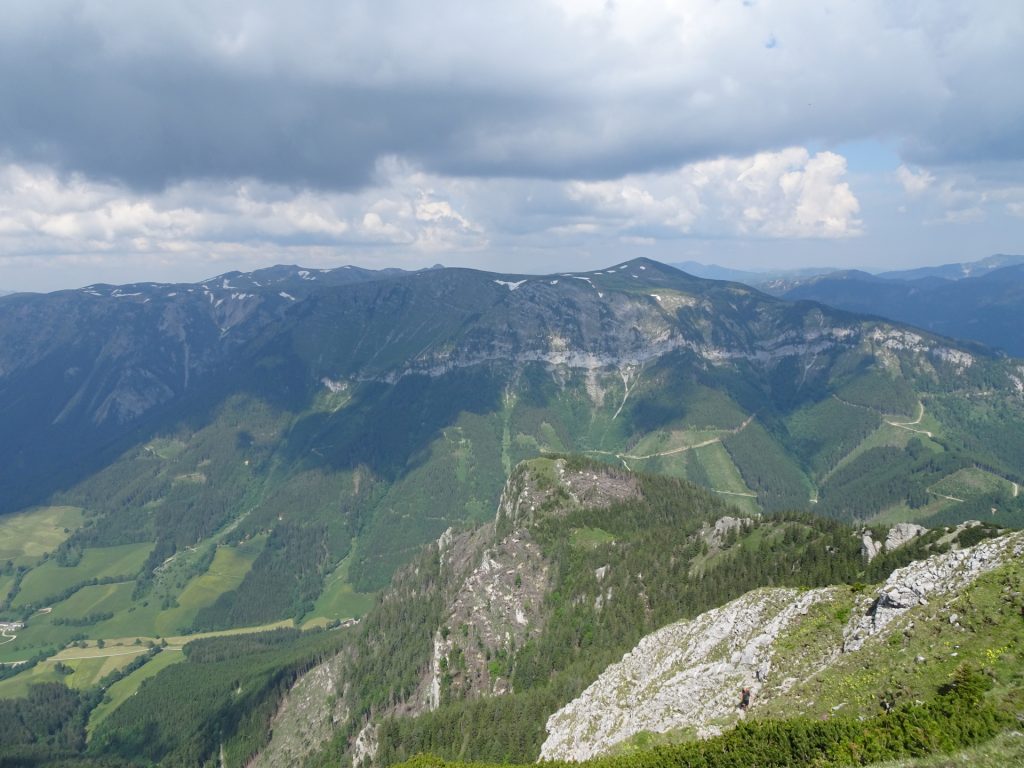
[0,1,1022,292]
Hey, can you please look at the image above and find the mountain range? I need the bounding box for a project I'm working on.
[774,263,1024,357]
[2,257,1024,767]
[1,258,1022,620]
[872,253,1024,281]
[673,253,1024,289]
[671,253,1024,357]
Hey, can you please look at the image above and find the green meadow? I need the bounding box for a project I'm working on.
[12,542,152,609]
[0,506,84,565]
[151,543,263,635]
[931,467,1013,500]
[0,539,264,663]
[308,555,376,623]
[570,527,617,549]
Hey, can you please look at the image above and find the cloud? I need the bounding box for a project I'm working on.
[890,162,1024,226]
[0,146,860,286]
[896,165,935,196]
[0,161,485,266]
[568,149,862,239]
[0,1,1019,191]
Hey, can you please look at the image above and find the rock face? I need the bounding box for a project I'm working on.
[541,531,1024,761]
[256,460,578,767]
[843,531,1024,652]
[861,523,929,562]
[708,517,753,549]
[496,459,640,530]
[540,588,835,761]
[427,529,551,708]
[251,657,346,768]
[861,532,883,562]
[884,523,928,552]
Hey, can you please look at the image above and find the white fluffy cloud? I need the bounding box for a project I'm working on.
[0,146,863,288]
[568,149,861,239]
[3,145,1022,290]
[891,163,1024,225]
[896,166,935,197]
[0,162,485,260]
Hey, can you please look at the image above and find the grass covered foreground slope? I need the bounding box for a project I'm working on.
[2,258,1024,672]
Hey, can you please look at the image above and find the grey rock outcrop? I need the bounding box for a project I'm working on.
[708,517,753,548]
[885,523,928,552]
[843,531,1024,652]
[861,532,883,562]
[496,459,639,530]
[427,529,550,708]
[542,531,1024,761]
[251,656,346,768]
[540,588,834,761]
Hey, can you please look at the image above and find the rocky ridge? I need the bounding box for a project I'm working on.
[495,459,640,531]
[540,530,1024,761]
[843,530,1024,651]
[250,657,347,768]
[861,522,930,562]
[427,527,551,709]
[254,460,638,767]
[541,587,835,760]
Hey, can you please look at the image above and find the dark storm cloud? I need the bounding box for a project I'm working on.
[2,1,1020,192]
[0,29,538,190]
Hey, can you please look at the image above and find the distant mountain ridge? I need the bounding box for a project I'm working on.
[779,263,1024,356]
[877,253,1024,281]
[673,253,1024,289]
[670,261,840,285]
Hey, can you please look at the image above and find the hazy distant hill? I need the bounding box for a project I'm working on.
[877,253,1024,281]
[670,260,839,285]
[781,264,1024,356]
[680,253,1024,294]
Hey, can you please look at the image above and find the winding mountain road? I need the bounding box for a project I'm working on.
[885,402,933,438]
[587,416,758,499]
[619,415,755,461]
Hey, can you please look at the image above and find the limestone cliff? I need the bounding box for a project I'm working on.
[540,530,1024,761]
